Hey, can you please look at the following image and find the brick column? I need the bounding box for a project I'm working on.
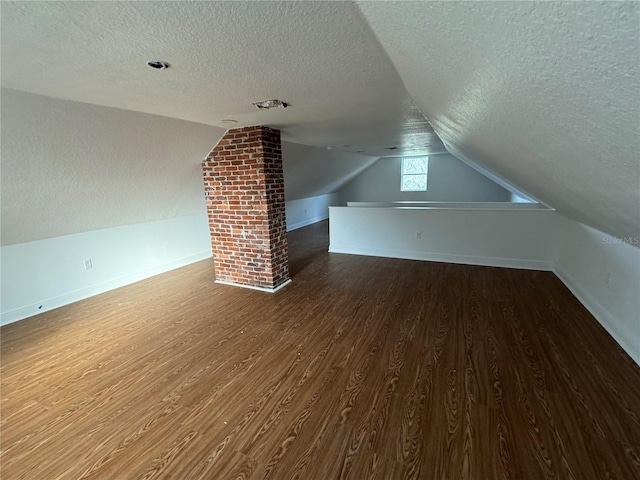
[202,126,290,291]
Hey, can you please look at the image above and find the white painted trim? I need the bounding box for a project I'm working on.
[384,151,449,158]
[286,214,329,232]
[344,202,551,211]
[215,279,292,293]
[1,251,212,326]
[328,244,553,271]
[553,262,640,366]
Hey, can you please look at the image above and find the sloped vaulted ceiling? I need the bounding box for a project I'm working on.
[357,1,640,240]
[1,1,638,241]
[0,1,442,158]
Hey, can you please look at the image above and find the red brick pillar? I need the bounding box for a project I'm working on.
[202,126,290,291]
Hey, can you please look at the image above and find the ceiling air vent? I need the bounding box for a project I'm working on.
[147,60,170,70]
[252,99,288,110]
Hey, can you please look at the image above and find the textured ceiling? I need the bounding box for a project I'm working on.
[357,1,640,240]
[0,0,443,158]
[2,1,639,240]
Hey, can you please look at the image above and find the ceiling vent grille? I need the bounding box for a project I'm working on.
[252,99,288,110]
[147,60,170,70]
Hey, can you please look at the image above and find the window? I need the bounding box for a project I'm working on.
[401,157,429,191]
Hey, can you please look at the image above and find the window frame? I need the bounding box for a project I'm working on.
[400,156,429,192]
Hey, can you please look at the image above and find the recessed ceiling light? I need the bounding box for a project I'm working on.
[252,99,288,110]
[221,119,238,124]
[147,60,170,70]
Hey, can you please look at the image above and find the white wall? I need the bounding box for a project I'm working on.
[5,90,637,367]
[1,215,211,325]
[339,154,511,204]
[1,90,221,324]
[1,88,223,245]
[286,193,338,232]
[554,218,640,364]
[329,207,561,270]
[0,91,366,325]
[280,142,378,233]
[329,207,640,365]
[282,142,377,201]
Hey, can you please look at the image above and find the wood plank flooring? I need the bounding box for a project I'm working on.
[2,220,640,479]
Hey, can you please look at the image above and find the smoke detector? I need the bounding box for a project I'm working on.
[252,99,288,110]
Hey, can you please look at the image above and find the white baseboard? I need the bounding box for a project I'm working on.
[287,214,329,232]
[553,262,640,366]
[1,251,212,327]
[215,279,292,293]
[328,244,553,271]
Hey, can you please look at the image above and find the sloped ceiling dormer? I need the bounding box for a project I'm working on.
[356,1,640,240]
[2,1,638,240]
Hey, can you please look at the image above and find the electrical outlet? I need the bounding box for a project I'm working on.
[84,259,93,270]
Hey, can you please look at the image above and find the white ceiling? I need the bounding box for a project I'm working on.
[357,0,640,240]
[0,0,444,158]
[1,1,638,240]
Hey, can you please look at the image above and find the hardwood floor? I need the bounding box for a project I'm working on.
[2,221,639,479]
